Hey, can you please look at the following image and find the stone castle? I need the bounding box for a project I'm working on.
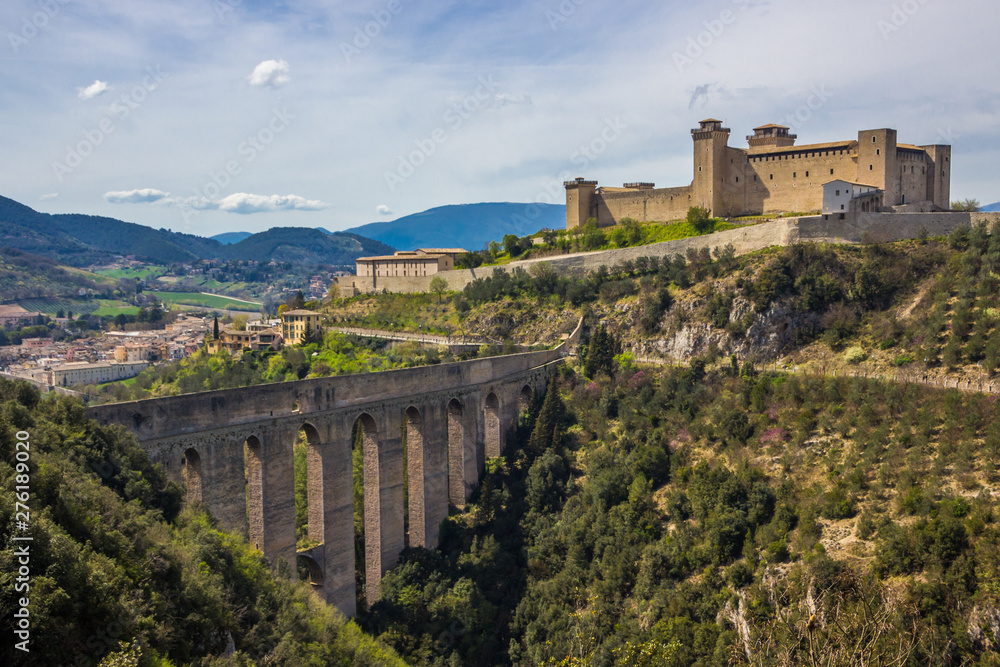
[564,119,952,228]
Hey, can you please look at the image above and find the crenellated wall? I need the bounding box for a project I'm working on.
[87,347,564,616]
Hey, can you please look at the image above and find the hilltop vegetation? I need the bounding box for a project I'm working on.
[362,341,1000,666]
[0,379,407,666]
[0,247,108,300]
[332,222,1000,388]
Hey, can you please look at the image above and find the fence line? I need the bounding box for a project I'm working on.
[329,326,500,347]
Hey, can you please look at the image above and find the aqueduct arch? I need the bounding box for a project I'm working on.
[88,347,564,616]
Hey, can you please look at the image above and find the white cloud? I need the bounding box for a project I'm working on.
[103,188,170,204]
[248,59,290,88]
[103,189,329,214]
[39,193,58,201]
[217,193,328,214]
[376,204,392,216]
[77,80,110,100]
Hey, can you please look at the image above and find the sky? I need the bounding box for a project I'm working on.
[1,0,998,237]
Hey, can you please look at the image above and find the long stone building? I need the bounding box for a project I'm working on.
[565,119,952,228]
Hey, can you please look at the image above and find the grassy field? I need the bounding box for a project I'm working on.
[95,266,167,280]
[150,291,261,312]
[17,297,138,317]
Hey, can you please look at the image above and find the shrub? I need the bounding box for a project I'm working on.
[844,346,867,364]
[892,355,915,367]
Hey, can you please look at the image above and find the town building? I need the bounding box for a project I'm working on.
[0,305,45,328]
[207,326,283,354]
[282,310,322,345]
[48,361,150,387]
[564,119,952,228]
[354,249,467,279]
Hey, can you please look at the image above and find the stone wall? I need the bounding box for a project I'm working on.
[339,211,991,297]
[86,347,563,616]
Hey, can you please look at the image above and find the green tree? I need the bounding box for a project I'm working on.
[951,198,980,212]
[687,205,713,233]
[430,275,449,302]
[212,315,219,340]
[584,324,620,378]
[528,383,568,456]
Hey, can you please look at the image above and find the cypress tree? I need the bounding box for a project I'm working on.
[528,383,567,456]
[213,316,220,340]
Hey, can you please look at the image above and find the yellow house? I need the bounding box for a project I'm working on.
[282,309,322,345]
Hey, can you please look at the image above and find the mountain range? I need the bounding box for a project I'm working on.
[210,203,565,252]
[0,196,394,267]
[342,202,565,251]
[982,202,1000,212]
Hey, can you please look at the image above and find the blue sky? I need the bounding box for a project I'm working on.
[2,0,997,236]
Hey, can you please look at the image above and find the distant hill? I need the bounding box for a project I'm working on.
[343,202,565,251]
[212,231,253,245]
[223,228,395,265]
[0,247,108,300]
[981,202,1000,212]
[0,195,225,266]
[0,196,393,268]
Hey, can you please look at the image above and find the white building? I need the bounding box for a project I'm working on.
[822,180,882,215]
[48,361,150,387]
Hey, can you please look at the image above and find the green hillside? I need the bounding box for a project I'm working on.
[0,247,108,300]
[0,196,395,269]
[223,227,395,265]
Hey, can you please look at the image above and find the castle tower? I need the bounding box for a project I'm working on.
[691,119,731,216]
[921,144,952,211]
[746,124,797,149]
[564,177,597,230]
[857,129,899,205]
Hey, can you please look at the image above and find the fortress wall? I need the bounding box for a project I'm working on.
[339,212,992,297]
[972,212,1000,227]
[510,219,799,277]
[742,151,856,215]
[595,186,694,225]
[795,211,972,243]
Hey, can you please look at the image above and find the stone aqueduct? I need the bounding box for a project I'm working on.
[87,348,565,616]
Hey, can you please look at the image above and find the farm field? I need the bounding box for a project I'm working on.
[17,297,139,317]
[94,266,167,280]
[149,291,261,312]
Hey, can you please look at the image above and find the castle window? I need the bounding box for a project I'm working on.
[836,190,840,196]
[806,171,810,177]
[754,175,757,181]
[873,136,877,143]
[735,177,739,183]
[870,164,873,171]
[793,172,797,178]
[770,174,773,180]
[699,166,702,172]
[830,169,834,175]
